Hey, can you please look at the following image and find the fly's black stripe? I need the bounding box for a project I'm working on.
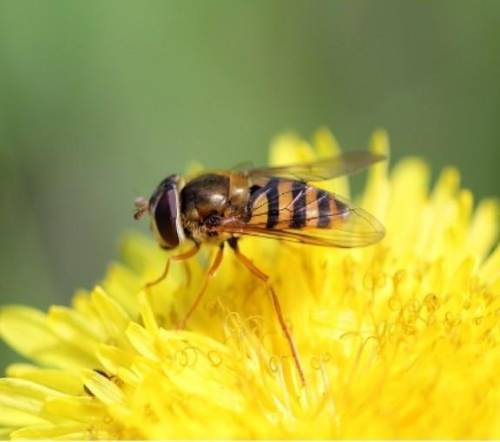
[290,181,307,228]
[266,178,280,228]
[317,188,331,228]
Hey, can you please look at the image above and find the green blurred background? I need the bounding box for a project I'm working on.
[0,0,499,368]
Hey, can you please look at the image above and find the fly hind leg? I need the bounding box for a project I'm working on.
[227,238,306,386]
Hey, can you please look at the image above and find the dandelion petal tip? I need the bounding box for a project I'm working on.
[369,128,390,156]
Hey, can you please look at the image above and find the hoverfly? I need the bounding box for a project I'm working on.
[134,152,386,385]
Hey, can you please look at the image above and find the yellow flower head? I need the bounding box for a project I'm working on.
[0,129,499,439]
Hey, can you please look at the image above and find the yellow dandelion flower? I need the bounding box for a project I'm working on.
[1,128,499,439]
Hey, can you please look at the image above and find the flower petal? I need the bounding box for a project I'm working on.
[0,306,96,369]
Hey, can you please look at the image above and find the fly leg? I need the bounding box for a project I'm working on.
[227,238,306,386]
[144,241,200,291]
[177,243,225,330]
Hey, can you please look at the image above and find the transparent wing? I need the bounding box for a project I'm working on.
[216,187,385,248]
[241,151,386,183]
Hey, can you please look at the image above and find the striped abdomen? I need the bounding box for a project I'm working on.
[246,178,347,229]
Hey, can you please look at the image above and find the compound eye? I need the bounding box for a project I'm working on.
[153,187,182,249]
